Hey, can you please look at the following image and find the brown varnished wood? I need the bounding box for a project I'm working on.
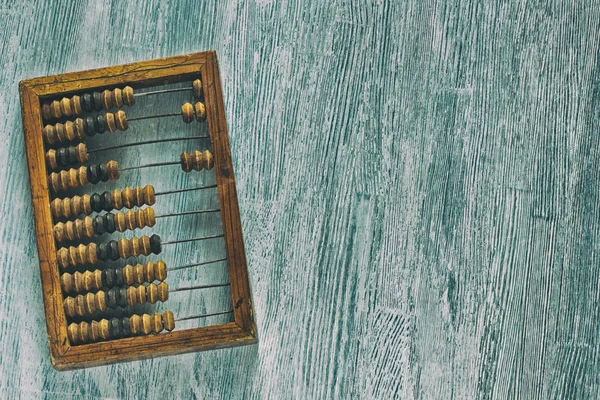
[20,51,256,370]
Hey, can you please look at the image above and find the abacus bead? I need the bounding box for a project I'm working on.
[51,101,62,119]
[141,235,151,256]
[88,242,98,264]
[144,185,155,205]
[50,198,63,219]
[125,210,135,230]
[105,213,116,233]
[194,102,207,122]
[181,102,194,123]
[115,110,128,130]
[157,282,168,302]
[102,268,112,287]
[121,187,134,208]
[75,295,86,317]
[75,118,85,140]
[98,319,111,340]
[118,287,128,308]
[94,216,105,235]
[46,149,58,169]
[81,93,92,112]
[85,292,97,314]
[143,262,154,282]
[92,91,103,111]
[55,123,66,142]
[130,314,141,335]
[64,297,76,317]
[118,238,129,259]
[95,114,106,134]
[122,86,135,106]
[102,191,113,211]
[96,290,107,312]
[97,242,108,261]
[193,79,203,98]
[90,193,102,212]
[109,241,119,260]
[107,288,118,308]
[134,186,144,206]
[114,267,123,286]
[66,145,78,165]
[72,95,82,115]
[98,163,109,181]
[156,261,167,281]
[67,323,80,344]
[101,89,113,110]
[114,212,125,232]
[92,270,103,291]
[53,222,65,242]
[76,143,88,163]
[126,286,137,306]
[84,116,96,136]
[79,321,90,344]
[105,112,116,132]
[59,98,72,116]
[122,317,131,337]
[147,283,158,304]
[136,285,147,305]
[60,273,73,293]
[84,216,94,237]
[141,314,152,335]
[134,263,144,284]
[110,318,122,338]
[162,311,175,331]
[112,88,123,108]
[57,247,69,269]
[150,234,161,255]
[180,151,192,172]
[122,265,133,285]
[111,189,123,210]
[64,121,76,141]
[43,125,56,144]
[89,321,100,343]
[42,103,52,121]
[106,160,120,180]
[152,313,163,333]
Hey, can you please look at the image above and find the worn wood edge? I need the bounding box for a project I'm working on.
[52,322,256,371]
[205,52,257,336]
[19,81,70,363]
[20,51,209,96]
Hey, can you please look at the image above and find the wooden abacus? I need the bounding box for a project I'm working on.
[19,52,256,370]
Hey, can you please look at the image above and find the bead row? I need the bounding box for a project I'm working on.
[180,150,214,172]
[63,282,169,317]
[181,102,207,123]
[43,111,127,145]
[42,87,134,122]
[67,311,175,345]
[50,185,156,219]
[53,208,156,242]
[48,161,119,193]
[56,234,161,269]
[46,143,88,170]
[60,261,167,294]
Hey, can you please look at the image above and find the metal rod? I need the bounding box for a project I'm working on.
[169,282,230,293]
[175,310,234,322]
[155,209,220,219]
[119,160,180,171]
[88,135,209,154]
[155,184,217,196]
[128,112,181,122]
[167,257,228,272]
[161,233,225,246]
[135,87,192,97]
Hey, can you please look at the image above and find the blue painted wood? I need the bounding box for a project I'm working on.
[1,0,600,398]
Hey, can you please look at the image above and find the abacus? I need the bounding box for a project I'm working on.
[19,52,256,370]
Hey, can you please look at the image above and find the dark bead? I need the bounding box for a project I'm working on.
[121,317,131,337]
[107,288,118,308]
[97,242,109,261]
[104,268,115,287]
[67,146,78,164]
[94,216,105,235]
[87,164,99,184]
[101,191,113,211]
[114,266,123,286]
[90,193,102,212]
[101,269,108,287]
[81,93,93,112]
[84,116,96,136]
[118,287,128,307]
[110,317,122,338]
[57,147,68,167]
[105,213,116,233]
[93,92,103,111]
[98,163,109,182]
[95,114,106,134]
[150,234,162,254]
[109,241,119,260]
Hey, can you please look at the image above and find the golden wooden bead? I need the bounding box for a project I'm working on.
[57,242,97,269]
[106,160,120,180]
[143,185,155,205]
[55,123,66,142]
[75,118,85,139]
[115,110,128,130]
[50,100,62,119]
[112,88,123,108]
[157,282,168,302]
[101,89,113,109]
[84,292,97,315]
[98,319,110,341]
[192,78,203,98]
[130,314,141,335]
[67,322,79,344]
[48,166,88,192]
[74,295,86,317]
[45,149,58,169]
[134,263,144,284]
[79,321,90,344]
[53,216,94,242]
[163,310,175,331]
[181,102,194,123]
[180,150,214,172]
[141,314,152,335]
[63,121,76,141]
[72,95,82,115]
[76,143,89,163]
[121,187,134,208]
[105,112,116,132]
[63,297,76,319]
[64,290,110,317]
[152,313,163,333]
[59,97,72,116]
[89,321,100,343]
[147,284,158,304]
[122,86,135,106]
[42,125,56,144]
[194,102,206,122]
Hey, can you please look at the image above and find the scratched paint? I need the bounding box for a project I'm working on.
[1,0,600,398]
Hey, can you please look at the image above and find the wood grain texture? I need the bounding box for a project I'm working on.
[1,0,600,398]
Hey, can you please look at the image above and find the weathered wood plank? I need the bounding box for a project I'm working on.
[1,0,600,398]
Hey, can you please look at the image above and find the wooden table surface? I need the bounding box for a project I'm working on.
[1,0,599,398]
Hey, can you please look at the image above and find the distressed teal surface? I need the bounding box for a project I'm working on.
[1,0,600,398]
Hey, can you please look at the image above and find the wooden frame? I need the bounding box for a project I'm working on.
[19,51,256,370]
